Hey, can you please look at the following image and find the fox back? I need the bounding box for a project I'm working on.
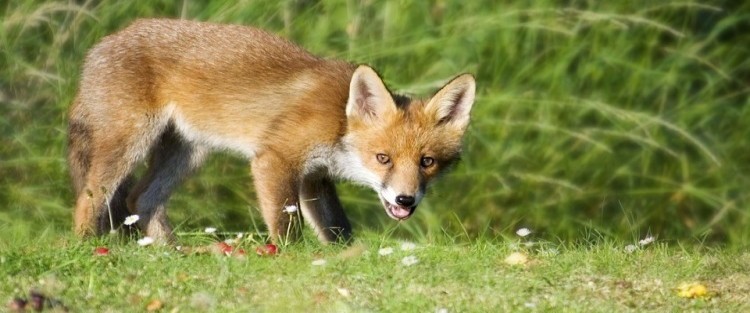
[68,18,476,244]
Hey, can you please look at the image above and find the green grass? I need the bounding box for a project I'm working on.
[1,0,750,311]
[2,231,749,312]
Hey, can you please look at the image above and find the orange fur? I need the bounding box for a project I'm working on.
[68,19,476,244]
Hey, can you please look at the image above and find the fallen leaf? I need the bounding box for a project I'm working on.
[336,287,351,298]
[338,243,366,259]
[677,282,709,299]
[29,290,45,311]
[7,298,27,312]
[190,292,216,310]
[180,246,210,255]
[181,242,247,258]
[146,299,163,312]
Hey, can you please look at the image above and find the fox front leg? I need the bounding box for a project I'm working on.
[251,153,303,243]
[299,174,352,244]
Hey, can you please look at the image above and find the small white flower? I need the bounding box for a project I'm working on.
[123,215,140,226]
[516,228,532,237]
[401,255,419,266]
[283,205,298,214]
[236,232,244,239]
[311,259,327,266]
[224,238,236,245]
[204,227,217,234]
[137,236,154,246]
[400,242,417,251]
[638,236,655,246]
[378,247,394,256]
[624,244,638,253]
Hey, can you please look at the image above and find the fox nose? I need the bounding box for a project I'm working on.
[395,195,416,207]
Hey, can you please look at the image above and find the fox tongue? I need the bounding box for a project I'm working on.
[389,204,411,219]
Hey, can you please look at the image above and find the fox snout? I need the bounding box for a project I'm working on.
[395,195,416,207]
[379,185,424,221]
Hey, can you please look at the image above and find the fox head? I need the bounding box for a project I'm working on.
[342,65,476,221]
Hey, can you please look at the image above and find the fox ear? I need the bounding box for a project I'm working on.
[346,65,397,120]
[425,74,476,129]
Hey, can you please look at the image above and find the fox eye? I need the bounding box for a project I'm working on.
[420,156,435,168]
[376,153,391,164]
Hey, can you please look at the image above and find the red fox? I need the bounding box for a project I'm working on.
[68,19,476,244]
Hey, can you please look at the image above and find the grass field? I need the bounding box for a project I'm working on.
[2,231,749,312]
[1,0,749,311]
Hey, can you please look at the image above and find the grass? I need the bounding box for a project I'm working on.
[2,231,749,312]
[1,0,750,311]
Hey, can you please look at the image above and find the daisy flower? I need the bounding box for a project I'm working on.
[516,228,532,237]
[400,242,417,251]
[401,255,419,266]
[378,247,394,256]
[137,237,154,246]
[639,236,655,246]
[204,227,217,234]
[283,205,298,214]
[123,215,140,226]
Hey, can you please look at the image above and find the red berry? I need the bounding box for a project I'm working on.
[255,244,278,256]
[94,247,109,256]
[29,291,44,311]
[215,242,233,255]
[8,297,27,311]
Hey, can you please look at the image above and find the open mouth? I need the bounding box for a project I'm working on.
[380,197,416,221]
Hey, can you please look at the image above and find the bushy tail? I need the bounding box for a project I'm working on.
[67,117,91,196]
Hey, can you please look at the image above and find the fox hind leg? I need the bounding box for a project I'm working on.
[69,102,169,237]
[126,126,206,243]
[70,124,162,237]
